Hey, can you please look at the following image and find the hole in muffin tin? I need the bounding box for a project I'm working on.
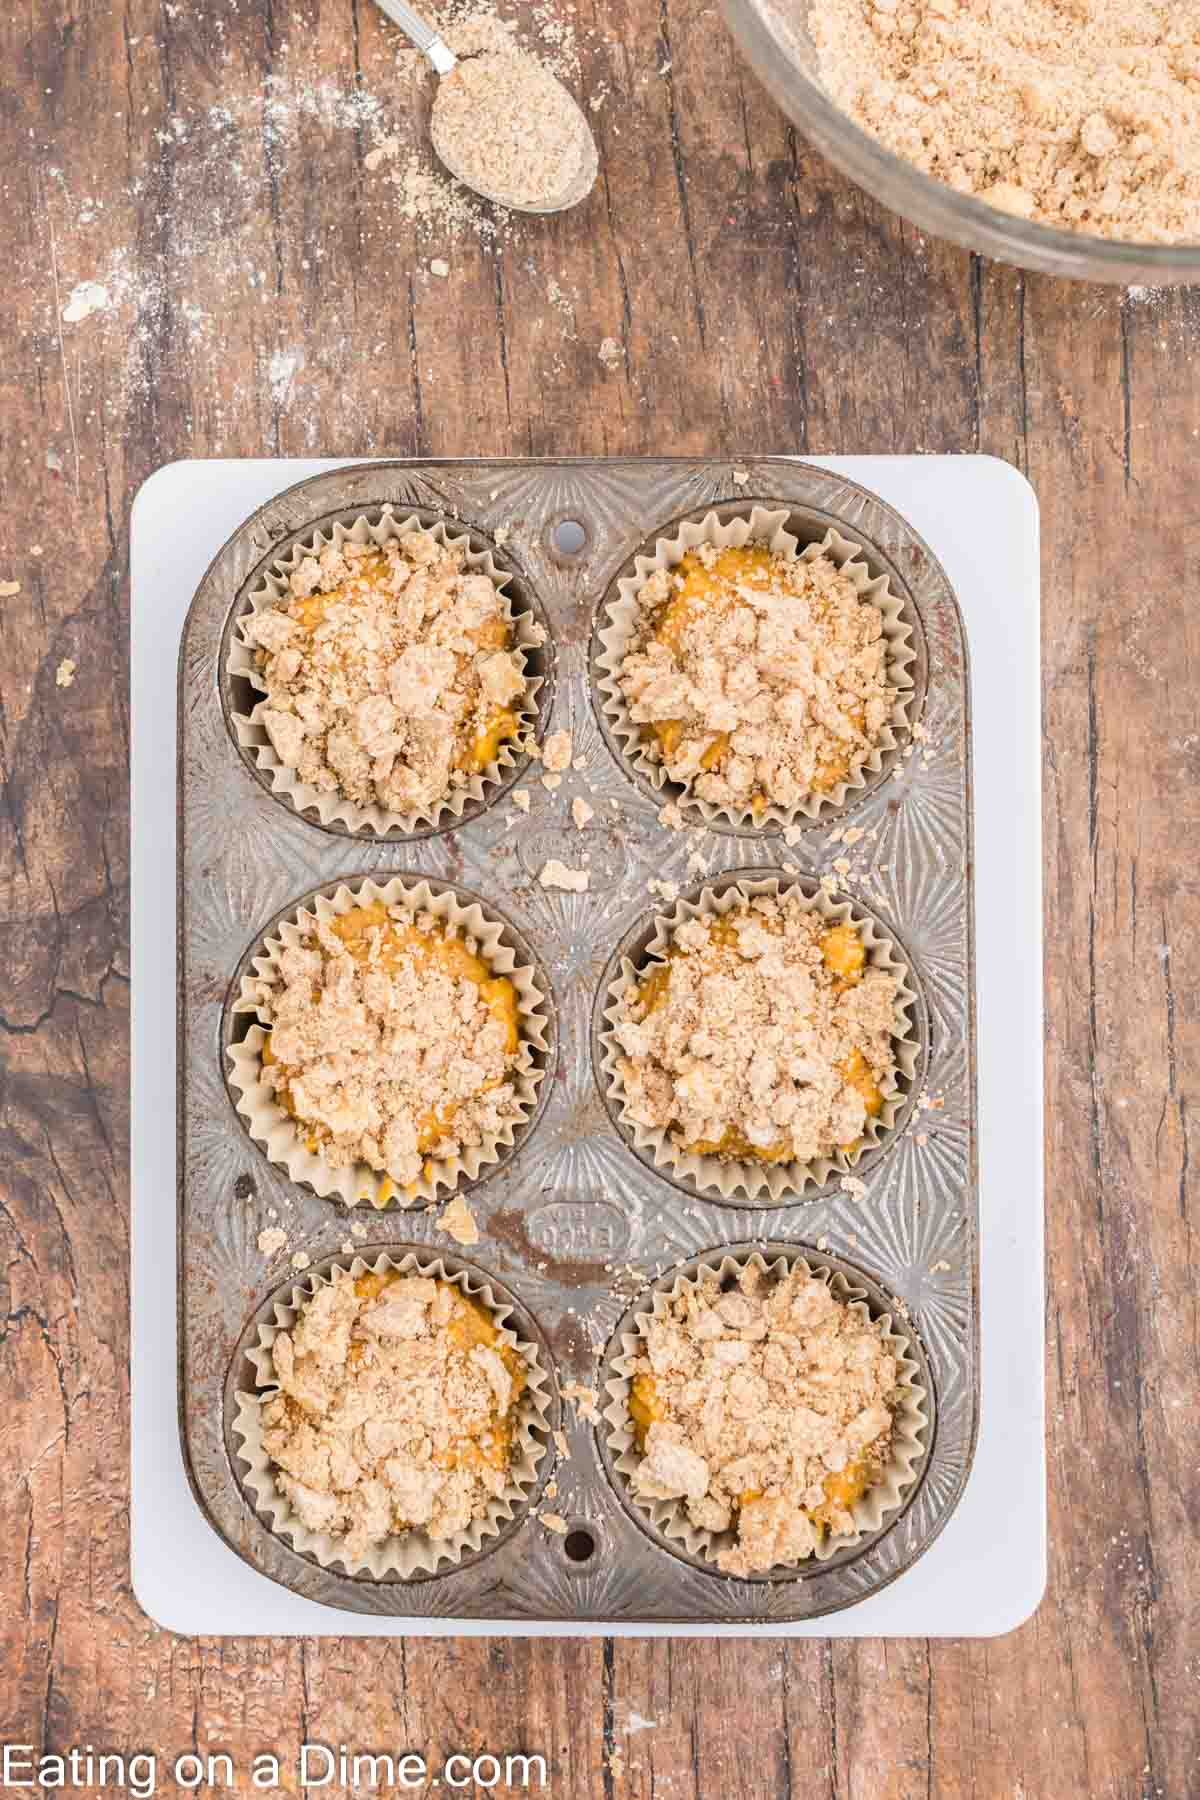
[594,1242,937,1584]
[219,873,559,1211]
[222,1245,563,1584]
[590,868,931,1210]
[546,515,590,563]
[218,502,557,843]
[562,1525,598,1565]
[586,497,929,837]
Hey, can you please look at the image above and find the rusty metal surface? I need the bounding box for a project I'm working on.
[178,457,977,1622]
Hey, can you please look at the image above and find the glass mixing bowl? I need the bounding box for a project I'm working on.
[721,0,1200,286]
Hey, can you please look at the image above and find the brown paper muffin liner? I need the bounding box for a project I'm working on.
[599,873,920,1203]
[233,1252,552,1578]
[227,875,550,1208]
[595,505,916,829]
[602,1249,928,1574]
[227,509,544,835]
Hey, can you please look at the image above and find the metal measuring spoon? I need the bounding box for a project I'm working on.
[372,0,598,213]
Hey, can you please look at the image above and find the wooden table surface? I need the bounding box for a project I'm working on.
[1,0,1196,1794]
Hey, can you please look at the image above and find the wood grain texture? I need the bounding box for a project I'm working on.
[0,0,1196,1791]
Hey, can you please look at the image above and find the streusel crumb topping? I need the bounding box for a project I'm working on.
[256,900,524,1196]
[261,1267,528,1558]
[612,891,901,1167]
[626,1262,902,1575]
[813,0,1200,245]
[616,542,894,814]
[244,527,527,816]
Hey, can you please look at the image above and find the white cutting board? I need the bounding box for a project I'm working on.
[130,455,1044,1636]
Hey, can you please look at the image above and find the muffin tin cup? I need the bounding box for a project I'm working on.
[232,1250,553,1579]
[226,508,546,837]
[226,874,553,1209]
[597,871,921,1205]
[601,1246,930,1576]
[595,504,917,831]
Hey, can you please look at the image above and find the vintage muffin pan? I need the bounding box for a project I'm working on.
[179,458,976,1622]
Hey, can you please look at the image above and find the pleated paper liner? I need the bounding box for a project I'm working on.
[226,874,552,1209]
[598,871,922,1205]
[601,1247,929,1576]
[594,503,917,830]
[232,1251,553,1579]
[226,508,547,836]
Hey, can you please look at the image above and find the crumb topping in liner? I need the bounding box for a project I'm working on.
[624,1260,902,1576]
[258,1264,529,1562]
[242,526,527,819]
[252,899,524,1200]
[611,889,900,1168]
[615,541,894,815]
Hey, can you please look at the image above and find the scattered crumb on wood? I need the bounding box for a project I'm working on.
[55,658,76,688]
[540,1511,568,1534]
[571,796,594,829]
[257,1226,287,1256]
[512,786,531,812]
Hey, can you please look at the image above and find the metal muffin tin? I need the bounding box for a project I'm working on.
[179,457,976,1622]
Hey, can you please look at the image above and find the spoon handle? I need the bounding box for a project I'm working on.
[371,0,456,73]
